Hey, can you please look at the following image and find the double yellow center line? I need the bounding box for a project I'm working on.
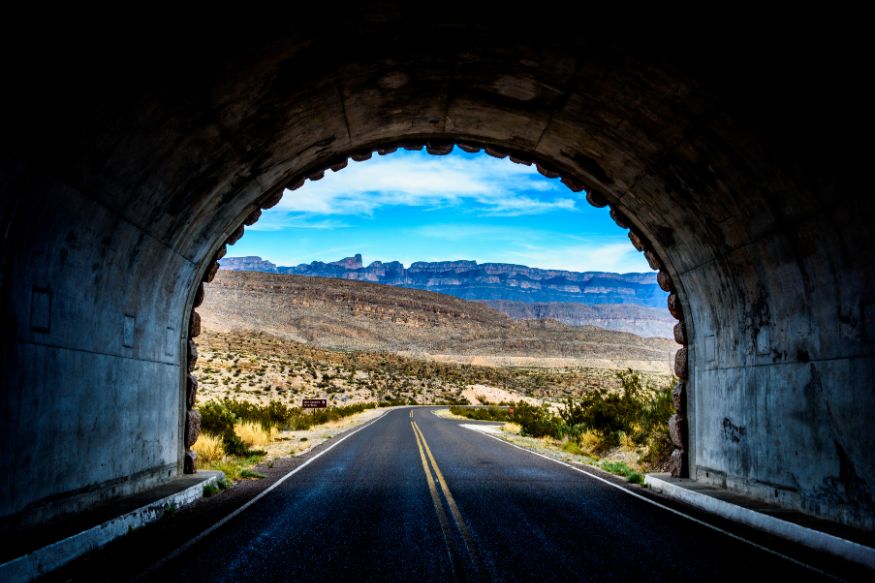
[411,420,483,579]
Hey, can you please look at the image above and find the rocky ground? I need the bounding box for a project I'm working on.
[193,329,672,408]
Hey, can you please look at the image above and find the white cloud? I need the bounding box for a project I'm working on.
[276,151,578,217]
[413,223,541,241]
[412,224,652,273]
[246,213,349,231]
[505,241,652,273]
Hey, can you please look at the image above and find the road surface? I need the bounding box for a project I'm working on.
[112,408,863,581]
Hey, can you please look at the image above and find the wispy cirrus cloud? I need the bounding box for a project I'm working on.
[413,223,543,242]
[276,150,578,217]
[504,240,650,273]
[246,214,349,232]
[414,223,651,272]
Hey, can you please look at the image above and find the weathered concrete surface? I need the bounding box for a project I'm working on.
[0,13,872,530]
[0,471,222,582]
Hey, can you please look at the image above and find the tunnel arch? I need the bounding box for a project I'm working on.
[182,142,691,477]
[1,16,872,531]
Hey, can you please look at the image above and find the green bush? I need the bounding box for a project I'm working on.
[447,370,676,470]
[571,369,647,445]
[449,403,564,439]
[200,401,237,435]
[448,405,513,422]
[598,460,644,484]
[638,385,674,467]
[511,402,562,438]
[198,400,251,456]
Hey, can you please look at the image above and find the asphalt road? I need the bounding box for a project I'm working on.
[136,408,857,582]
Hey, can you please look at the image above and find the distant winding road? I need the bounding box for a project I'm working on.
[140,408,856,582]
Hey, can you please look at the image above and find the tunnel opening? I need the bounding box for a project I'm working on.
[183,143,690,481]
[185,146,684,483]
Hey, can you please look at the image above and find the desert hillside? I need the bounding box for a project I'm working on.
[199,270,676,372]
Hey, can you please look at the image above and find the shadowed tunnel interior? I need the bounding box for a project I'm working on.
[1,12,873,533]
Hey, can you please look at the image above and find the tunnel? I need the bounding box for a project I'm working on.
[1,12,873,533]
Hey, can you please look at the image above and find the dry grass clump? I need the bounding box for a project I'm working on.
[579,429,605,456]
[235,421,276,447]
[502,422,522,434]
[193,433,225,465]
[618,430,637,449]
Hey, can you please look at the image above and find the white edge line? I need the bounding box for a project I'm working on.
[467,427,847,582]
[134,408,392,580]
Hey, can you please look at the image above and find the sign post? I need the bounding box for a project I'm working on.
[303,399,327,420]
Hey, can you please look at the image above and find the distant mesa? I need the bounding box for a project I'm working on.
[220,254,666,306]
[219,254,674,337]
[330,253,363,270]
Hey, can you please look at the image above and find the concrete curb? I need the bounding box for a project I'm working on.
[644,474,875,570]
[0,471,223,583]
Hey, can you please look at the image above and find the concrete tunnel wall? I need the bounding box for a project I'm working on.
[1,15,873,529]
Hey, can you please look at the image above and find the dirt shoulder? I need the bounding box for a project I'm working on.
[261,406,389,461]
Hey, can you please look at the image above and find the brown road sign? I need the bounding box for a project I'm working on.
[303,399,327,408]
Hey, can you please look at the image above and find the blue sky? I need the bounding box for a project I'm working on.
[233,148,651,273]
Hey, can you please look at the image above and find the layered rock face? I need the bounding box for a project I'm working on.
[480,301,675,338]
[220,255,667,308]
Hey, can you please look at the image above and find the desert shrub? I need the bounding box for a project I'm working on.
[200,401,237,435]
[198,401,250,456]
[510,402,562,438]
[448,405,513,422]
[502,422,522,435]
[445,369,676,470]
[562,439,583,455]
[638,385,674,468]
[201,399,377,434]
[566,370,675,467]
[618,431,636,449]
[574,381,643,444]
[579,429,605,456]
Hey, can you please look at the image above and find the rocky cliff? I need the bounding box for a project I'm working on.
[479,301,675,338]
[220,254,667,308]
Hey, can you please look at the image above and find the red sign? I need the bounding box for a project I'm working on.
[302,399,327,408]
[508,407,515,416]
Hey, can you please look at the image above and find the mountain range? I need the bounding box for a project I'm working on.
[219,255,673,337]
